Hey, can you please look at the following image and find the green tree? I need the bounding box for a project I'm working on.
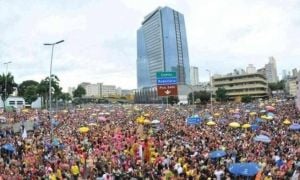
[0,73,18,100]
[162,96,179,105]
[268,80,285,91]
[241,95,252,103]
[73,85,86,98]
[188,91,210,104]
[18,80,39,97]
[37,75,62,107]
[215,87,228,102]
[23,85,39,104]
[59,92,72,102]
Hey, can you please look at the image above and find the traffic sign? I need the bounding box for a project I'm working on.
[187,117,202,125]
[156,72,176,78]
[157,85,178,96]
[157,77,177,85]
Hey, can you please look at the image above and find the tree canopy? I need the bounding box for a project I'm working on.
[268,80,285,91]
[215,87,228,102]
[18,80,39,104]
[188,91,210,104]
[0,73,18,100]
[73,85,86,98]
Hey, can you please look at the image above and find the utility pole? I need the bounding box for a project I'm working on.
[3,61,12,111]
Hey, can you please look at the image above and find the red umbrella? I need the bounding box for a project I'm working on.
[266,106,275,111]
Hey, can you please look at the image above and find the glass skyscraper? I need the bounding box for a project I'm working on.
[137,6,191,89]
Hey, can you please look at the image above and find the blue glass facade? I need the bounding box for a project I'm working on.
[137,6,190,89]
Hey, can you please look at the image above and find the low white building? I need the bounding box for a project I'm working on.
[102,85,117,97]
[0,96,26,109]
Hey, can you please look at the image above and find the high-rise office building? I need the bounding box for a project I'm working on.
[265,57,279,83]
[137,6,190,89]
[190,66,199,85]
[282,70,287,80]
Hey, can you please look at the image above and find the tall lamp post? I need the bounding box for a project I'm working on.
[44,40,64,139]
[187,85,195,115]
[3,61,12,111]
[206,69,213,114]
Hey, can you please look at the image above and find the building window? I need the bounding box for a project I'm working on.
[9,101,15,105]
[17,101,24,105]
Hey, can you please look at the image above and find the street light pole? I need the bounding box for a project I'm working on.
[3,61,12,111]
[206,69,213,114]
[44,40,64,139]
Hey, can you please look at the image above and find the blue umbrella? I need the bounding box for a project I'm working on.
[254,135,271,143]
[233,114,241,119]
[229,163,261,176]
[289,123,300,130]
[209,150,226,159]
[51,119,59,127]
[267,112,275,117]
[255,118,263,123]
[251,124,260,131]
[52,138,60,146]
[2,143,15,152]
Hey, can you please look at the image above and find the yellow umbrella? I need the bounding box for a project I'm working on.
[242,123,251,128]
[22,109,29,113]
[62,110,68,113]
[143,119,151,125]
[283,119,291,125]
[144,113,150,117]
[265,116,273,120]
[207,121,216,126]
[136,116,145,124]
[91,113,97,116]
[249,112,257,116]
[261,115,268,119]
[229,109,234,113]
[214,113,220,117]
[229,122,240,128]
[79,127,89,133]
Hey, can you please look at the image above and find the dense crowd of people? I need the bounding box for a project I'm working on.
[0,100,299,180]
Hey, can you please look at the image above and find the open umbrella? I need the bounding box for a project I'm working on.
[79,127,89,133]
[266,106,275,111]
[267,112,275,117]
[255,118,264,123]
[254,135,271,143]
[98,116,106,122]
[209,150,226,159]
[283,119,291,125]
[289,123,300,130]
[229,122,240,128]
[251,124,260,131]
[207,121,216,126]
[242,123,251,128]
[260,110,266,113]
[233,114,241,119]
[249,112,257,116]
[2,143,15,152]
[229,162,261,176]
[143,119,151,125]
[214,113,220,117]
[88,123,98,126]
[151,120,160,124]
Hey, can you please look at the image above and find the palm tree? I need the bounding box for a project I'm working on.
[0,73,18,101]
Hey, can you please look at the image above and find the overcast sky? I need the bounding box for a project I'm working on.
[1,0,299,91]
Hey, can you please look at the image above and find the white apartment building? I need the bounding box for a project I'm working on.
[265,57,279,83]
[102,85,117,97]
